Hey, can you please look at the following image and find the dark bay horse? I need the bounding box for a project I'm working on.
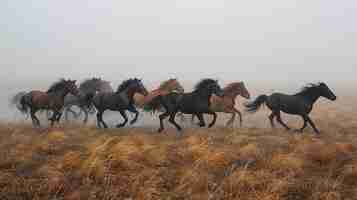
[189,81,251,127]
[148,79,224,133]
[245,82,337,134]
[63,78,113,123]
[92,78,148,128]
[11,79,79,127]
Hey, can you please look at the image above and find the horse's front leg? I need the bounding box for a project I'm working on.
[127,104,139,125]
[226,111,236,127]
[30,108,40,127]
[234,108,243,127]
[305,115,320,134]
[207,111,217,128]
[49,110,58,127]
[196,113,206,127]
[56,109,63,123]
[116,110,128,128]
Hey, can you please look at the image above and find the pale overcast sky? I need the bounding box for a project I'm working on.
[1,0,356,82]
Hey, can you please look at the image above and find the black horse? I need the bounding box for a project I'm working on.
[245,82,337,134]
[91,78,148,128]
[148,79,224,133]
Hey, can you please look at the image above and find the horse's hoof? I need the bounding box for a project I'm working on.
[158,128,164,133]
[116,124,125,128]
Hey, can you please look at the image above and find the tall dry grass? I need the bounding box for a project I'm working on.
[0,96,357,200]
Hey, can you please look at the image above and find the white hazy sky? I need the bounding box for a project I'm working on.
[1,0,356,82]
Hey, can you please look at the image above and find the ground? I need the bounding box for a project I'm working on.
[0,97,357,200]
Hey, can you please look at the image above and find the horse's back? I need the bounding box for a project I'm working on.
[30,90,48,101]
[268,93,308,114]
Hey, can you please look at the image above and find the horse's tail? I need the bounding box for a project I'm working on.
[244,95,268,113]
[10,92,30,115]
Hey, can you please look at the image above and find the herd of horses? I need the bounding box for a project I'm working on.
[11,78,337,135]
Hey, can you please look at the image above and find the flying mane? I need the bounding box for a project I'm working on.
[223,82,242,94]
[47,79,67,93]
[79,78,100,91]
[294,83,321,96]
[194,79,217,91]
[116,78,138,93]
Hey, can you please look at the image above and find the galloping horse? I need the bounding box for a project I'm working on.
[189,81,250,127]
[147,79,224,133]
[92,78,148,128]
[134,78,184,112]
[11,79,79,127]
[63,78,113,123]
[245,82,337,134]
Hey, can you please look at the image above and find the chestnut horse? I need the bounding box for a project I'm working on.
[188,81,250,127]
[133,78,185,112]
[12,79,79,127]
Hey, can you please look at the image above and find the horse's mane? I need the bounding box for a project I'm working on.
[79,78,100,91]
[159,78,175,90]
[47,79,67,93]
[223,82,242,94]
[194,79,217,91]
[295,83,321,96]
[116,78,137,93]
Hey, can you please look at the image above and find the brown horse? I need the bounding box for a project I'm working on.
[133,78,184,111]
[12,79,79,127]
[189,81,250,127]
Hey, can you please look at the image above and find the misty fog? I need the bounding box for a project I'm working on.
[1,0,356,123]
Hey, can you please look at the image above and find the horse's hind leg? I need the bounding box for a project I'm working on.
[276,112,290,130]
[116,110,128,128]
[158,112,170,133]
[269,112,276,128]
[169,112,182,132]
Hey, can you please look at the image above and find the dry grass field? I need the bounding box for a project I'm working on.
[0,96,357,200]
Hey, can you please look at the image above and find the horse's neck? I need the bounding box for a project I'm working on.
[196,89,213,100]
[223,91,239,99]
[122,88,136,102]
[48,89,69,100]
[300,89,321,104]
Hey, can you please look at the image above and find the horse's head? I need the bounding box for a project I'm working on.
[225,82,251,99]
[166,78,184,93]
[319,82,337,101]
[65,80,80,96]
[131,78,149,96]
[239,82,251,99]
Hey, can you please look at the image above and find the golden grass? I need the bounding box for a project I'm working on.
[1,100,357,200]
